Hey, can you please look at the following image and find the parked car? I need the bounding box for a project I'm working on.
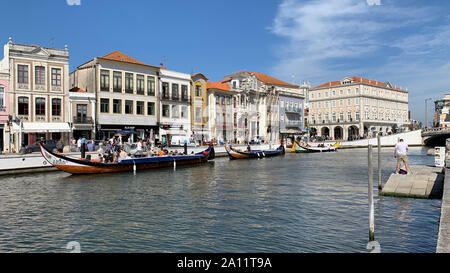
[21,139,59,154]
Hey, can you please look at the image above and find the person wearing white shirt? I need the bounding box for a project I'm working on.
[394,138,409,174]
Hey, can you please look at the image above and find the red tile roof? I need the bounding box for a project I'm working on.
[207,80,231,91]
[248,72,298,88]
[98,51,158,69]
[313,76,406,91]
[69,87,87,93]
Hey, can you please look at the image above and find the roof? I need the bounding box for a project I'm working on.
[69,87,87,93]
[207,80,231,92]
[97,51,159,69]
[248,72,298,88]
[313,76,406,91]
[191,73,208,80]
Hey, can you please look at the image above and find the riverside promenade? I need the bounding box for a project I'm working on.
[437,148,450,253]
[0,144,272,175]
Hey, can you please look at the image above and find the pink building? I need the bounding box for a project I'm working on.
[0,71,9,153]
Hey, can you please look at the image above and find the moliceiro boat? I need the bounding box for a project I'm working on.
[298,141,339,153]
[224,144,285,160]
[40,143,215,175]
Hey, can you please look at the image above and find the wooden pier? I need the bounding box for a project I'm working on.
[380,165,444,199]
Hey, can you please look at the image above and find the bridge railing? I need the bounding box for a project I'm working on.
[422,127,450,135]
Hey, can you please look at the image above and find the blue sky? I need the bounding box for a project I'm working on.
[1,0,450,125]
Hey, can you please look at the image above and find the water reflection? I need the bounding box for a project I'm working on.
[0,147,441,252]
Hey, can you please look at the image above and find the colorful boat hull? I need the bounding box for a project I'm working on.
[40,144,214,174]
[224,145,285,160]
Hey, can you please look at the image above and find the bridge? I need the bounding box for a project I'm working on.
[422,128,450,146]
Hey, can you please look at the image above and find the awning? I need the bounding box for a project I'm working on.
[159,128,187,136]
[12,122,71,133]
[280,129,303,134]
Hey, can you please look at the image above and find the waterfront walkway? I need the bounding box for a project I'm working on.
[437,164,450,252]
[380,165,444,199]
[0,144,272,175]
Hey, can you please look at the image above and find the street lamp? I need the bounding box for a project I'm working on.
[425,98,432,129]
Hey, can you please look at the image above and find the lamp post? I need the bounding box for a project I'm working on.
[425,98,432,129]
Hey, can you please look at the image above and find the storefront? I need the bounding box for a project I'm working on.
[97,124,159,143]
[11,122,71,150]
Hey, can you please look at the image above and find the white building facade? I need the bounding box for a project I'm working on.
[158,65,191,145]
[0,38,70,152]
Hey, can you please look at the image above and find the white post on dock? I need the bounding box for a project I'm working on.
[377,134,382,190]
[368,145,375,241]
[174,160,176,170]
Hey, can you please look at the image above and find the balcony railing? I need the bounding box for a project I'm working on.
[73,116,93,124]
[0,106,6,112]
[284,107,302,113]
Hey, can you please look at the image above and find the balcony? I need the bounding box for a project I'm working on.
[284,107,302,114]
[0,106,6,112]
[73,116,93,124]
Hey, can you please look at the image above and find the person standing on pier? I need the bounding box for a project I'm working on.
[394,138,409,174]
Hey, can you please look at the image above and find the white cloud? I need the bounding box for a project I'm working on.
[269,0,450,123]
[366,0,381,6]
[66,0,81,6]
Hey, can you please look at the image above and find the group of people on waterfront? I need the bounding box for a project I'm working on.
[84,136,195,164]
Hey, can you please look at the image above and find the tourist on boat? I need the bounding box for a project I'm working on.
[125,153,132,160]
[92,154,103,163]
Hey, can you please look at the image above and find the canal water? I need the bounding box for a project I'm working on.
[0,147,441,252]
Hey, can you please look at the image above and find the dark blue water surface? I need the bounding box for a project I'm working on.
[0,147,441,252]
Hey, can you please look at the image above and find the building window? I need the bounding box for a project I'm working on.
[113,71,122,92]
[339,100,343,107]
[35,66,45,85]
[347,112,352,121]
[227,97,230,105]
[332,90,336,96]
[147,102,155,116]
[347,98,351,106]
[162,82,169,98]
[355,98,360,105]
[355,88,359,94]
[339,112,344,121]
[195,107,202,123]
[100,70,110,91]
[51,68,61,86]
[136,101,144,115]
[181,85,188,100]
[113,99,122,114]
[310,93,314,99]
[18,97,29,115]
[162,105,170,117]
[325,92,329,98]
[18,65,29,84]
[356,111,360,120]
[147,76,155,96]
[0,86,4,109]
[332,112,336,122]
[136,75,145,95]
[100,98,109,113]
[181,106,188,118]
[52,98,61,116]
[35,98,45,115]
[195,85,201,97]
[172,83,179,99]
[125,100,133,114]
[331,101,335,107]
[171,105,179,117]
[125,73,133,93]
